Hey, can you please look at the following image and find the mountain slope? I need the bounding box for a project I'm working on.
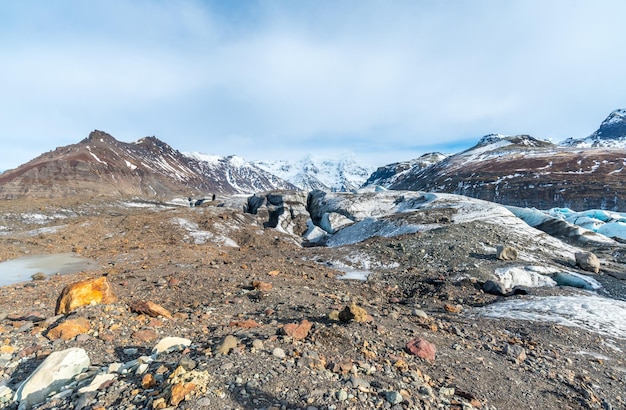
[363,152,447,188]
[253,155,374,192]
[389,133,626,211]
[0,131,295,199]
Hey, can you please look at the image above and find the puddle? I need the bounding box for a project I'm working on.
[0,253,98,286]
[338,269,371,281]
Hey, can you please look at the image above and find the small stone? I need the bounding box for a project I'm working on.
[282,319,313,341]
[385,390,403,405]
[129,300,173,319]
[411,309,429,319]
[46,317,91,341]
[228,319,260,329]
[152,336,192,355]
[217,335,238,355]
[77,373,117,394]
[336,389,348,401]
[252,339,264,350]
[141,373,157,388]
[178,355,196,371]
[338,302,369,323]
[252,280,273,291]
[439,387,455,397]
[406,338,436,362]
[170,382,196,406]
[31,272,46,281]
[444,303,462,313]
[503,343,527,362]
[123,348,138,356]
[496,245,518,261]
[132,329,159,343]
[272,348,286,359]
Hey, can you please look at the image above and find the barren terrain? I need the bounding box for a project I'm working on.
[0,195,624,410]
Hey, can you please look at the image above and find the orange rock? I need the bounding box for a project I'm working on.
[444,303,462,313]
[267,270,280,276]
[229,319,261,329]
[170,382,196,406]
[129,301,173,319]
[0,345,15,354]
[252,281,273,291]
[132,329,158,343]
[47,317,91,341]
[282,319,312,340]
[141,373,157,389]
[55,277,117,315]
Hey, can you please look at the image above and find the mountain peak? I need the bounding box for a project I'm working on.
[83,130,118,144]
[562,108,626,148]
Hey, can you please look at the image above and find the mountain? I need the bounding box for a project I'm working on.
[363,152,447,187]
[563,109,626,148]
[386,132,626,211]
[253,155,374,192]
[0,130,295,199]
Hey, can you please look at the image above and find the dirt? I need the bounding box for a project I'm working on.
[0,197,624,410]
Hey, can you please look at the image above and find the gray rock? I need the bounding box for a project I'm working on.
[503,343,527,362]
[384,390,403,405]
[77,373,117,394]
[272,348,286,359]
[496,245,518,261]
[14,347,90,408]
[575,252,600,273]
[152,336,192,356]
[336,389,348,401]
[483,280,508,296]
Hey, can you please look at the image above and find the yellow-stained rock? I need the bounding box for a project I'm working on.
[338,302,369,323]
[55,277,117,315]
[170,382,196,406]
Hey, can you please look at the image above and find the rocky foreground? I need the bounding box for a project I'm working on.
[0,192,624,410]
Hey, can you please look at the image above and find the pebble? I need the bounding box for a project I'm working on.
[385,390,403,405]
[336,389,348,401]
[252,339,264,350]
[272,347,286,359]
[411,309,429,319]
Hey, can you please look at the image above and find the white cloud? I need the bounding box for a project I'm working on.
[1,0,626,169]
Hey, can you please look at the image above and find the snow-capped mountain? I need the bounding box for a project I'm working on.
[388,131,626,211]
[562,109,626,148]
[253,155,375,192]
[0,130,295,199]
[362,152,447,188]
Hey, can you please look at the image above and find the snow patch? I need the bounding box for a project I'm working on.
[479,295,626,339]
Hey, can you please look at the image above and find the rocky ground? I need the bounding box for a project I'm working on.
[0,195,624,410]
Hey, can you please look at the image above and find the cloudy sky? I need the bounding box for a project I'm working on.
[2,0,626,170]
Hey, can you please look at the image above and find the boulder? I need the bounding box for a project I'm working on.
[14,347,90,408]
[575,252,600,273]
[55,277,117,315]
[496,245,518,261]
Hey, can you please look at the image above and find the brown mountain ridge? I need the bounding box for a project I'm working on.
[0,130,295,200]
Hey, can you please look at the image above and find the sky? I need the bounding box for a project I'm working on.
[2,0,626,171]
